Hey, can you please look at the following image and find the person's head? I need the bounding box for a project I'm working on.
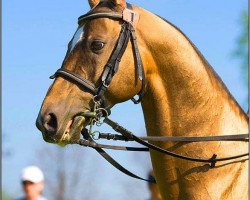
[21,166,45,199]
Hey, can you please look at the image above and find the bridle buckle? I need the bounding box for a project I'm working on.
[122,8,139,26]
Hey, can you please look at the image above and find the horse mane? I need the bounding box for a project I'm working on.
[155,14,248,120]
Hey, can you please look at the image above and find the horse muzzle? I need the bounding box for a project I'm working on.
[36,110,94,145]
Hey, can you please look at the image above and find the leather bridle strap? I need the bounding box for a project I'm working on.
[103,117,249,167]
[78,128,156,183]
[129,25,146,103]
[50,68,97,95]
[97,22,131,99]
[78,12,122,21]
[99,132,249,142]
[75,118,248,183]
[94,147,155,183]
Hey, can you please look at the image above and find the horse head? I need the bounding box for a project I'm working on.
[36,0,145,145]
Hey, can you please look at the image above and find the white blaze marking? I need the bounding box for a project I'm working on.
[70,26,84,53]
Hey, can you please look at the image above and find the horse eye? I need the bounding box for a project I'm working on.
[90,40,105,52]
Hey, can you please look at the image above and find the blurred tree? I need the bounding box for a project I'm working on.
[36,145,102,200]
[233,10,248,86]
[36,142,151,200]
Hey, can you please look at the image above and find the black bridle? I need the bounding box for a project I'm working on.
[49,4,249,184]
[50,5,146,107]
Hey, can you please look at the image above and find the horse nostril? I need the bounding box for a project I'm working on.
[43,113,58,133]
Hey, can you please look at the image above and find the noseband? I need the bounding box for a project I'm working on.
[50,4,145,109]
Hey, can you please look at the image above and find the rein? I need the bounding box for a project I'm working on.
[73,113,248,183]
[50,4,249,184]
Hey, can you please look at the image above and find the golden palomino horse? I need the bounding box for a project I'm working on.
[36,0,249,199]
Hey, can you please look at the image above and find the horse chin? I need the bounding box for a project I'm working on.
[58,115,87,145]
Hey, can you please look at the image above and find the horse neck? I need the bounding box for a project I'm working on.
[137,9,248,137]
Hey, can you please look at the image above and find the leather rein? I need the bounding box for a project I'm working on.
[49,4,249,184]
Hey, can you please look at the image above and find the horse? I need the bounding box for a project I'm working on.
[36,0,249,199]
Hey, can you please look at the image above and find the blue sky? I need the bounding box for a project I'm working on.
[3,0,248,199]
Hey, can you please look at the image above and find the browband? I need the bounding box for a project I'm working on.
[78,12,123,24]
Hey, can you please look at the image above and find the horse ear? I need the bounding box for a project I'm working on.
[88,0,100,8]
[109,0,126,8]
